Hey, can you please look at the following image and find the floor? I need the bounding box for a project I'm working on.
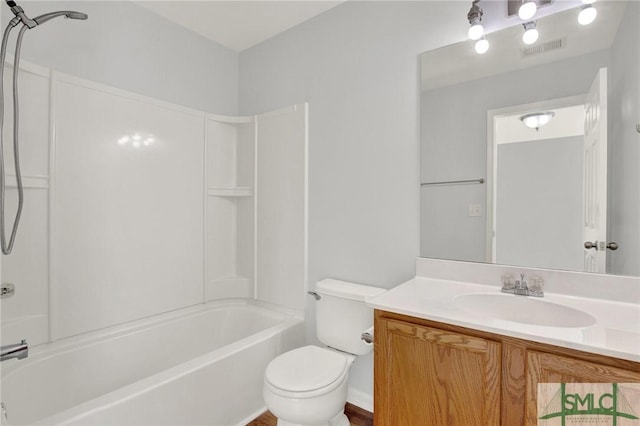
[246,403,373,426]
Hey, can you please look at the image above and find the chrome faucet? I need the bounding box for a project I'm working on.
[501,274,543,297]
[1,339,28,361]
[514,274,529,295]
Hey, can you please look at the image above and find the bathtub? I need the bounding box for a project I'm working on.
[0,299,305,426]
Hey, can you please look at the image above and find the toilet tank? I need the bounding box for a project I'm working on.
[315,279,387,355]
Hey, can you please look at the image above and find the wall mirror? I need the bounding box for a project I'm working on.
[420,1,639,277]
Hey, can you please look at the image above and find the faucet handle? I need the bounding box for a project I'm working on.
[528,276,544,296]
[501,273,514,290]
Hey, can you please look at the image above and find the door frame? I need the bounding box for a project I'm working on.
[485,94,586,263]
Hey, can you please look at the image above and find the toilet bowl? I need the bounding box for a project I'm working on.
[263,345,355,426]
[262,279,386,426]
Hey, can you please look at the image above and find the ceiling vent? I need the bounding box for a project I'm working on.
[521,37,566,57]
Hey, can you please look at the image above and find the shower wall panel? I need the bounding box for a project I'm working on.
[256,104,308,311]
[0,62,51,347]
[1,60,307,344]
[51,75,205,339]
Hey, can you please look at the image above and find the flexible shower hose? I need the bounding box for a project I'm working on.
[0,20,26,255]
[0,4,86,255]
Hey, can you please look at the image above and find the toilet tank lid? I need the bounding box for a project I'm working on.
[315,279,386,301]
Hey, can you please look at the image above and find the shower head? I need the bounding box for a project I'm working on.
[33,10,88,26]
[65,11,88,20]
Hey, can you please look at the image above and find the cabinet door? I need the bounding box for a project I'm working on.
[375,318,501,426]
[525,350,640,425]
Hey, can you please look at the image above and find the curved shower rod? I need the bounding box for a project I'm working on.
[0,0,87,255]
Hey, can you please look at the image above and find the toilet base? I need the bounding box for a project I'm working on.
[276,411,349,426]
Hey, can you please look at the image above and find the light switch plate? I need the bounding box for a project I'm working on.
[468,204,482,217]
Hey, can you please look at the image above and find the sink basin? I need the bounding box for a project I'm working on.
[454,293,597,328]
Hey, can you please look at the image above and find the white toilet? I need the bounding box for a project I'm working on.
[263,279,386,426]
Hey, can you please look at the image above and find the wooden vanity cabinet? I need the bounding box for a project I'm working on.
[374,310,640,426]
[374,316,501,425]
[525,350,640,425]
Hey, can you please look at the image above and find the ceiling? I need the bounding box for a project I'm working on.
[421,1,625,90]
[134,0,617,58]
[134,1,345,52]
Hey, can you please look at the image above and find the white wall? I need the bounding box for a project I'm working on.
[496,137,584,271]
[4,1,238,114]
[609,1,640,277]
[238,0,470,407]
[421,49,610,262]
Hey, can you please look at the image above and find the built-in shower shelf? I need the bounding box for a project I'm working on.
[207,187,253,197]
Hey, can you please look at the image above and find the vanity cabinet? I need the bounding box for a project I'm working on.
[374,317,501,425]
[525,350,640,425]
[374,310,640,426]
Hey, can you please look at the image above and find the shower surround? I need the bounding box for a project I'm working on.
[0,59,308,424]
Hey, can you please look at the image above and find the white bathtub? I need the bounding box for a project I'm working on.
[0,299,305,426]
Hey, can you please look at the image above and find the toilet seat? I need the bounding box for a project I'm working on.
[265,345,351,398]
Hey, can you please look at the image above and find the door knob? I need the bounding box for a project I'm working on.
[584,241,599,250]
[584,241,618,250]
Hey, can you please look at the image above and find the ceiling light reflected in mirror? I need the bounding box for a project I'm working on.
[475,37,490,54]
[522,21,539,45]
[520,111,555,130]
[578,5,598,25]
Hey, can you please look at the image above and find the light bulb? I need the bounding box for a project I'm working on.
[466,1,484,41]
[523,28,539,45]
[523,28,538,45]
[475,37,489,54]
[578,5,597,25]
[468,22,484,40]
[522,21,538,45]
[518,1,537,20]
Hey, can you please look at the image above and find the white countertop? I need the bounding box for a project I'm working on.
[367,277,640,362]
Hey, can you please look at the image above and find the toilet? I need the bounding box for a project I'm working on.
[263,279,386,426]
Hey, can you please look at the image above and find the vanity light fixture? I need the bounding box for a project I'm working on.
[475,36,490,54]
[578,4,597,25]
[467,0,484,40]
[522,21,539,45]
[518,0,538,20]
[520,111,555,130]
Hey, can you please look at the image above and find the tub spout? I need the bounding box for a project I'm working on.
[1,339,28,361]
